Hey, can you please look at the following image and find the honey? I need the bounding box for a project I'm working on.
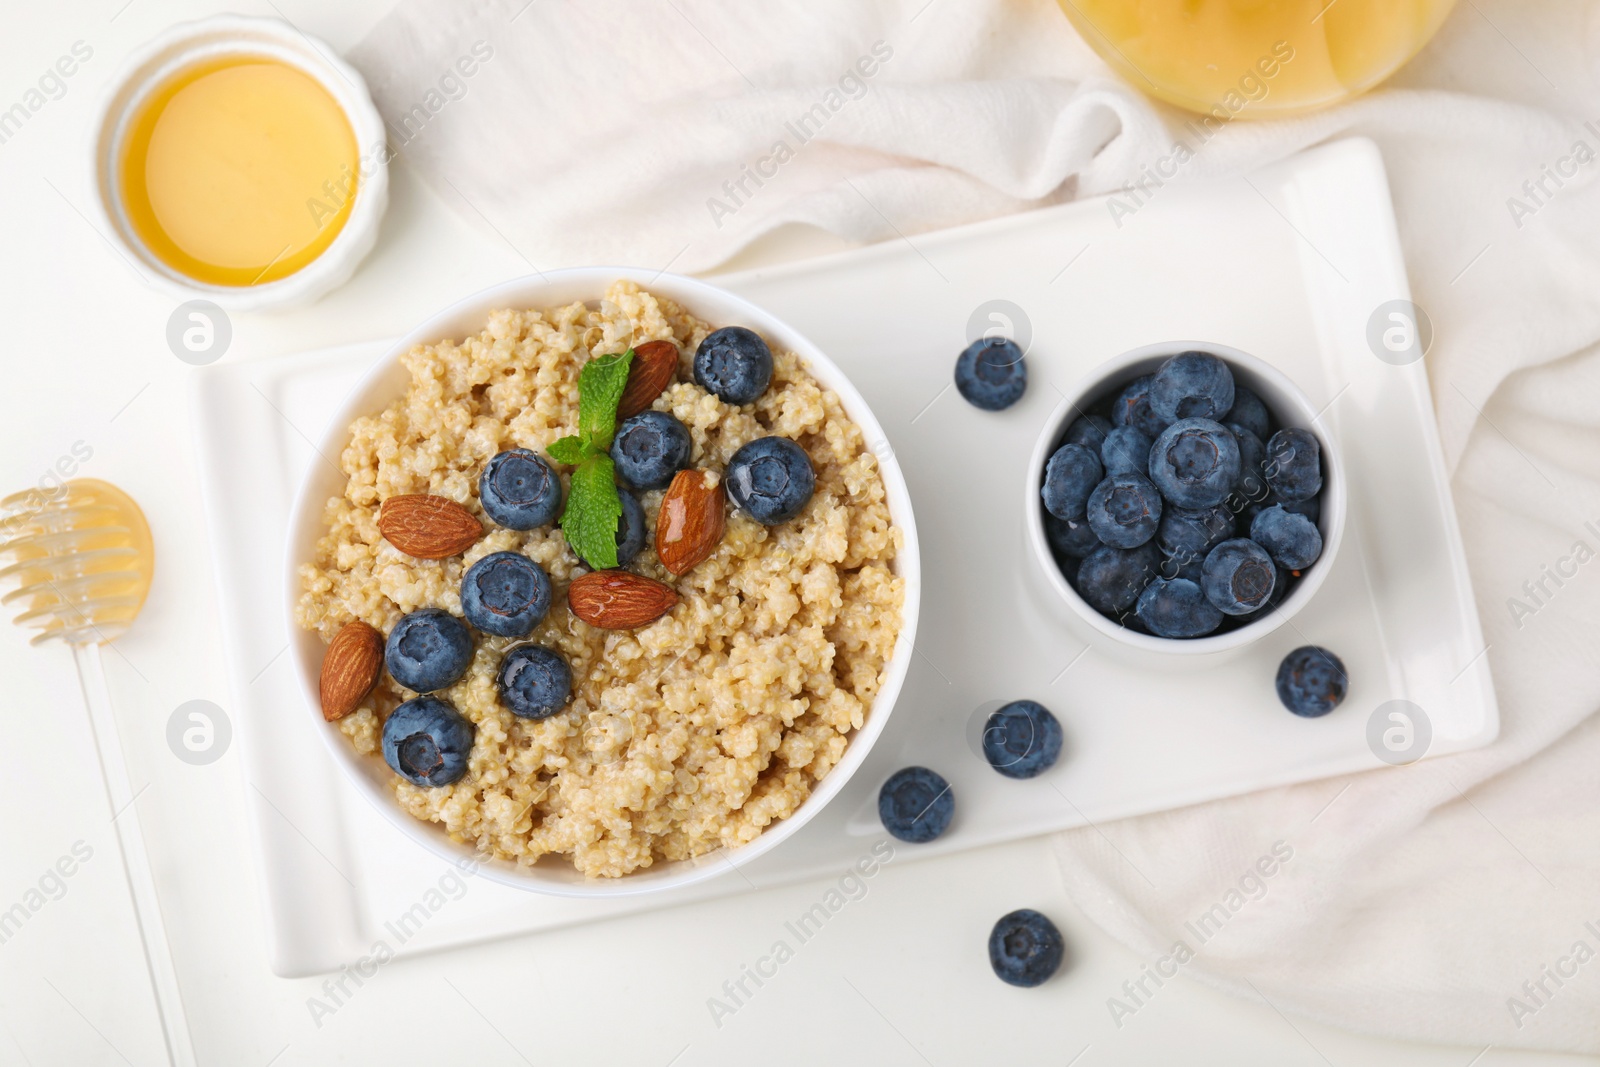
[118,56,358,286]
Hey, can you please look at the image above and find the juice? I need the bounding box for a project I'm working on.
[119,56,358,286]
[1059,0,1455,117]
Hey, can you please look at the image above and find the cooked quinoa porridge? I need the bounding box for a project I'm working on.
[296,281,904,878]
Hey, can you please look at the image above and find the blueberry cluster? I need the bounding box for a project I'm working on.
[1041,351,1326,640]
[373,328,820,791]
[378,456,579,788]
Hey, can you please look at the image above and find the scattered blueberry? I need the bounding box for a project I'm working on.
[1044,514,1101,559]
[1042,443,1103,521]
[1156,504,1234,570]
[954,337,1027,411]
[461,552,552,638]
[1076,542,1160,616]
[1149,418,1241,509]
[726,436,815,524]
[1136,577,1223,638]
[615,488,646,566]
[1086,474,1162,549]
[610,411,691,491]
[1227,422,1268,500]
[878,766,954,843]
[1275,646,1348,717]
[988,909,1065,988]
[385,609,473,692]
[382,696,474,787]
[694,326,772,405]
[1109,373,1170,439]
[982,701,1063,779]
[496,644,572,720]
[1201,539,1277,616]
[1265,428,1322,502]
[1065,414,1112,451]
[1250,505,1323,570]
[1226,384,1271,440]
[1149,350,1235,423]
[1100,425,1153,477]
[479,448,562,530]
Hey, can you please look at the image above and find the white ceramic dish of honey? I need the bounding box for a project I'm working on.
[90,15,388,311]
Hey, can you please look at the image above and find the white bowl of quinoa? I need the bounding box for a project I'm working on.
[285,269,920,895]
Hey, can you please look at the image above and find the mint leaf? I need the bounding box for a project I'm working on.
[560,454,622,569]
[546,435,587,466]
[577,349,634,451]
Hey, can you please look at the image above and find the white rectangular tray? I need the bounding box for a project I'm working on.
[191,137,1496,977]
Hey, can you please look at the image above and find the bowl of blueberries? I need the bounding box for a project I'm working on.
[1025,341,1345,658]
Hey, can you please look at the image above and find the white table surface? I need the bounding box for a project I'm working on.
[0,2,1592,1064]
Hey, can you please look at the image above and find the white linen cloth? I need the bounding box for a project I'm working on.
[350,0,1600,1049]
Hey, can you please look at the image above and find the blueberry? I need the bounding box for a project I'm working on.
[954,338,1027,411]
[1150,350,1235,423]
[1158,553,1205,584]
[1042,443,1102,521]
[982,700,1063,779]
[1278,494,1322,524]
[1250,505,1323,570]
[988,909,1065,988]
[478,448,562,530]
[1264,428,1322,502]
[382,696,474,787]
[496,644,572,720]
[1156,504,1234,569]
[1086,473,1162,549]
[1148,418,1241,509]
[610,411,691,491]
[1201,539,1277,616]
[1065,414,1111,451]
[1136,577,1223,638]
[726,436,815,524]
[1242,487,1320,528]
[461,552,552,638]
[1227,423,1269,500]
[1100,425,1152,478]
[1275,646,1348,717]
[1226,384,1271,440]
[385,609,473,692]
[694,326,772,405]
[1044,514,1101,559]
[1076,542,1160,617]
[1109,374,1170,439]
[1233,565,1290,626]
[615,488,646,566]
[878,766,954,843]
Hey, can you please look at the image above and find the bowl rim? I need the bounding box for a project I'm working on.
[1024,340,1346,655]
[283,268,922,896]
[88,13,389,311]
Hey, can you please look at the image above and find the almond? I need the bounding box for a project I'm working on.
[656,469,725,575]
[567,570,678,629]
[377,494,482,559]
[617,339,680,419]
[319,620,384,721]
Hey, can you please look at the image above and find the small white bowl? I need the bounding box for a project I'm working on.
[284,269,921,896]
[1025,341,1345,663]
[90,15,388,311]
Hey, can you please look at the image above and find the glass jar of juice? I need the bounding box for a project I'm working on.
[1059,0,1456,117]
